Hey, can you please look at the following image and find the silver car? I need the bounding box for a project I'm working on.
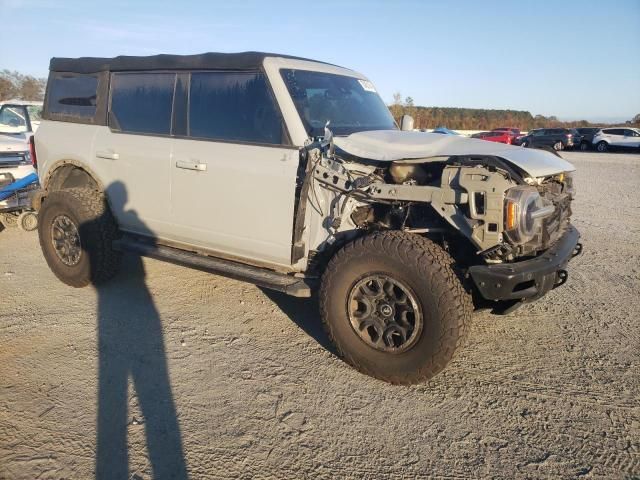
[33,52,581,384]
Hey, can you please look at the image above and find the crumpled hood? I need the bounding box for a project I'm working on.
[333,130,575,178]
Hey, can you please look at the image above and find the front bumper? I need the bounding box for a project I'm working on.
[469,225,582,301]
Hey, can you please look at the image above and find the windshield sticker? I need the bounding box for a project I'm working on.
[358,80,376,93]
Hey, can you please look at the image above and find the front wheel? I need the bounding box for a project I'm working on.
[553,141,563,151]
[38,188,121,287]
[596,141,608,152]
[521,141,528,148]
[320,231,472,384]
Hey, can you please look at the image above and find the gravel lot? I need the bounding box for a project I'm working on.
[1,151,639,479]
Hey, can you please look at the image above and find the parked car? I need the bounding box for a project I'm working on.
[473,130,513,144]
[0,102,40,229]
[492,127,521,142]
[575,127,601,151]
[518,128,582,151]
[33,52,580,384]
[592,127,640,152]
[431,127,461,135]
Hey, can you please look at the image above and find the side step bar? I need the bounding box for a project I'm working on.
[113,235,314,298]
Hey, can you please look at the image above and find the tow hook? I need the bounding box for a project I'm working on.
[553,269,568,289]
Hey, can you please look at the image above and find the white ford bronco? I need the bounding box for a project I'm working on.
[33,52,582,384]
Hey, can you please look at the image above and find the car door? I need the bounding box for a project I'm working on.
[93,72,175,237]
[169,70,299,267]
[545,129,560,147]
[623,129,640,147]
[606,129,625,146]
[531,129,545,146]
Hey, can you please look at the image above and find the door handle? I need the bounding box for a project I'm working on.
[96,150,119,160]
[175,160,207,171]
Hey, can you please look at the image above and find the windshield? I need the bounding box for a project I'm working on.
[0,105,30,134]
[281,69,397,137]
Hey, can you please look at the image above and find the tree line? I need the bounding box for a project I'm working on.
[390,93,640,130]
[0,70,46,102]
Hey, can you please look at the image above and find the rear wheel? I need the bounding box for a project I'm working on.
[320,231,472,384]
[38,188,121,287]
[596,141,608,152]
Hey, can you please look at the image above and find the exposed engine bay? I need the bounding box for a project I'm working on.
[293,134,575,272]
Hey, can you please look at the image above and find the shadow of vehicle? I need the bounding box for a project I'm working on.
[83,182,188,479]
[260,288,336,354]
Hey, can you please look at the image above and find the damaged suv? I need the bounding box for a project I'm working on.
[33,52,582,384]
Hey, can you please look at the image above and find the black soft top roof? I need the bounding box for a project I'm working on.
[49,51,329,74]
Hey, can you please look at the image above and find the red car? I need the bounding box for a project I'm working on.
[494,127,523,142]
[472,130,513,144]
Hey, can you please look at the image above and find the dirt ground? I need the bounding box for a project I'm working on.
[1,151,639,479]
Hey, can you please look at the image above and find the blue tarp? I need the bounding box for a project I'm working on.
[0,173,39,201]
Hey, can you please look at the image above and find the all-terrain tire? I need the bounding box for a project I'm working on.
[320,231,472,384]
[38,188,121,287]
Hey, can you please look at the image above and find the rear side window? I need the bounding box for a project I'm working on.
[188,72,283,145]
[47,74,99,119]
[110,73,176,135]
[605,129,624,135]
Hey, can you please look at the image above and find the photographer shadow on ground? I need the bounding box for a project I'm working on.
[91,181,188,479]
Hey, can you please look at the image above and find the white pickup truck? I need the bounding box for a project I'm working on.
[0,101,41,230]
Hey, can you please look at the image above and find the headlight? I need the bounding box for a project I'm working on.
[504,186,553,244]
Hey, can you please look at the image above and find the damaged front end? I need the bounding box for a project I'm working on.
[293,130,581,313]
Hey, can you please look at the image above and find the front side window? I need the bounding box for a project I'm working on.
[281,69,396,137]
[48,74,98,118]
[189,71,283,145]
[110,73,175,135]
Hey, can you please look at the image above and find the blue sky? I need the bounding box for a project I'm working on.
[1,0,639,122]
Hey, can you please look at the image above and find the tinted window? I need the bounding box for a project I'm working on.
[189,72,283,145]
[48,74,98,118]
[625,129,640,137]
[607,129,625,136]
[110,73,175,135]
